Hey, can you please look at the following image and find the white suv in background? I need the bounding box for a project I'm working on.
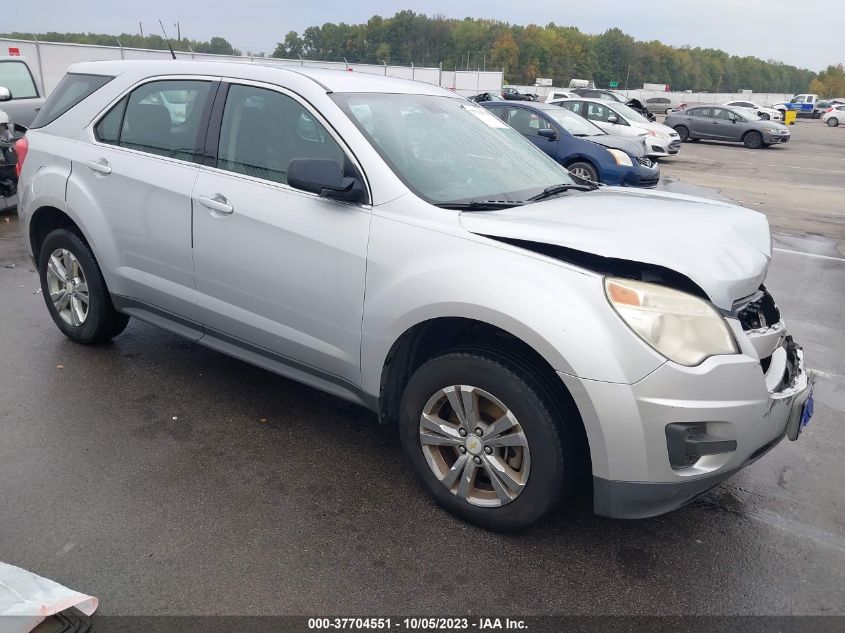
[16,60,813,531]
[553,97,681,158]
[822,104,844,127]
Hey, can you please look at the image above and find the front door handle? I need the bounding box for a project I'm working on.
[197,194,234,215]
[86,159,111,175]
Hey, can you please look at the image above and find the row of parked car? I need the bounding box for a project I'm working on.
[470,88,673,189]
[469,85,810,187]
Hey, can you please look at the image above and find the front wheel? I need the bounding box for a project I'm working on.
[674,125,689,142]
[827,117,839,127]
[399,350,575,531]
[743,130,764,149]
[759,112,770,120]
[38,229,130,344]
[566,161,599,183]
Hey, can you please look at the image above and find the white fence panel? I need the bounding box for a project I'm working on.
[0,38,503,97]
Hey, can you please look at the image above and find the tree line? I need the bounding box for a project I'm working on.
[273,11,821,93]
[0,31,242,56]
[5,13,839,94]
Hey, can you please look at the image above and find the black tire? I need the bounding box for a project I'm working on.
[565,160,599,183]
[743,130,764,149]
[827,117,839,127]
[674,125,689,142]
[399,348,576,532]
[38,228,130,344]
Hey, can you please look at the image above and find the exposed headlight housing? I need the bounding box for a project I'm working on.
[606,148,633,166]
[647,129,669,139]
[605,278,739,366]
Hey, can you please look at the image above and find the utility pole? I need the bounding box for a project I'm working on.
[139,22,144,38]
[624,64,631,90]
[715,74,722,95]
[176,22,181,42]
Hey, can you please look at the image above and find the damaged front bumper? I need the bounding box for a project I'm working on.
[560,288,813,519]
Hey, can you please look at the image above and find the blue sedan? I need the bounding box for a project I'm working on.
[481,101,660,188]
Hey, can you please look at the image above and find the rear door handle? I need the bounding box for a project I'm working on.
[86,159,111,175]
[197,194,234,215]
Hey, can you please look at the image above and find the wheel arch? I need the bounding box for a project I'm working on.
[29,205,92,263]
[741,129,763,143]
[377,316,593,477]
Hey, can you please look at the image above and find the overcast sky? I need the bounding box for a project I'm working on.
[6,0,842,71]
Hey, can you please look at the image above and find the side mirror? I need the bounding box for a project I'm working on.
[0,87,11,102]
[607,114,619,124]
[287,158,366,203]
[538,128,558,140]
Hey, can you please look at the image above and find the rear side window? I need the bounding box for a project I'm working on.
[30,73,112,129]
[94,79,212,161]
[0,61,39,99]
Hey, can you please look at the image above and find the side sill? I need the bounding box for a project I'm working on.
[110,294,379,413]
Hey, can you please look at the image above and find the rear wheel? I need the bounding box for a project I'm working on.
[566,161,599,183]
[38,229,130,344]
[399,349,575,531]
[674,125,689,142]
[743,130,764,149]
[827,117,839,127]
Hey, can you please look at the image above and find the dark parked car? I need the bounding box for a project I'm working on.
[481,101,660,187]
[665,105,791,149]
[571,88,656,121]
[501,87,535,101]
[468,92,504,103]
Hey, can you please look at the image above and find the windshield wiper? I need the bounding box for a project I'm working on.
[435,200,525,211]
[528,182,597,202]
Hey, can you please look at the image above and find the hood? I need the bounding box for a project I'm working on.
[583,133,647,158]
[459,188,772,310]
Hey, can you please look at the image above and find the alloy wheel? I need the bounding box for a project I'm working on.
[419,385,531,507]
[46,248,89,327]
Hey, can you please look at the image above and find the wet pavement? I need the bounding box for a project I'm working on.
[1,134,844,615]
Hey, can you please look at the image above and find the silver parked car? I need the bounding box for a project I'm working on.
[644,96,679,114]
[665,105,791,148]
[17,61,813,531]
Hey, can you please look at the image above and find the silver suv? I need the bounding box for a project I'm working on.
[17,61,813,531]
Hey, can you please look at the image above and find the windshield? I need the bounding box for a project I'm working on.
[607,91,629,103]
[332,93,574,205]
[610,102,649,123]
[543,107,606,136]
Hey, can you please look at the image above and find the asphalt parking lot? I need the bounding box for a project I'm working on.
[1,118,844,617]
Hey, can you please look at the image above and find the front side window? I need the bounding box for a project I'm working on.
[541,106,605,137]
[333,93,574,205]
[95,79,211,160]
[0,61,38,99]
[216,84,345,185]
[585,102,610,122]
[504,108,551,137]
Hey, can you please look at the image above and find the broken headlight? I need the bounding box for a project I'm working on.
[605,278,738,366]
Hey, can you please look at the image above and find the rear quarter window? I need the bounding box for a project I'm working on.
[29,73,113,129]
